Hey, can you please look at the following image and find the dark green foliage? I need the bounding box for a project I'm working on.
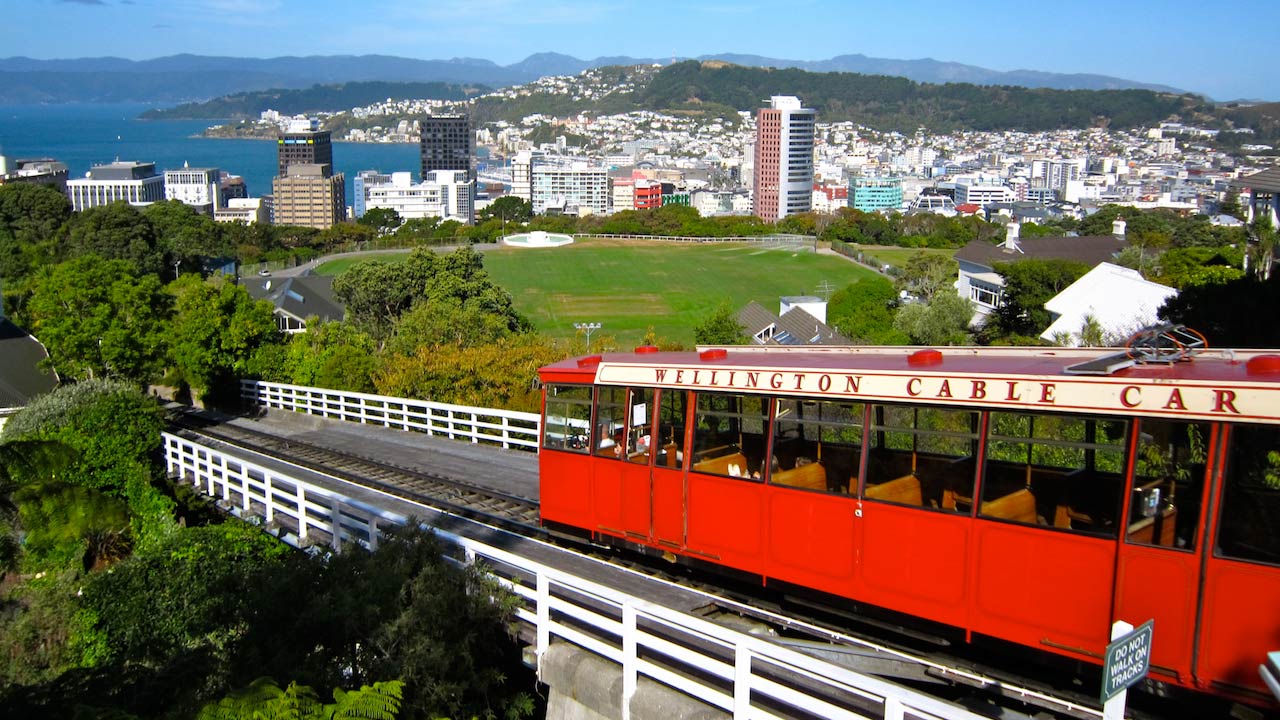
[143,201,231,276]
[987,259,1090,339]
[80,521,293,668]
[23,255,172,382]
[278,321,379,393]
[167,274,283,405]
[0,183,69,284]
[2,380,163,499]
[197,677,404,720]
[693,301,746,345]
[828,277,908,344]
[477,196,533,225]
[638,61,1205,133]
[59,202,164,276]
[334,246,529,346]
[893,292,974,346]
[357,207,403,236]
[1159,275,1280,347]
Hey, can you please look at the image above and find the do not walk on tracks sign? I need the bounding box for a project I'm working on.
[1101,619,1154,714]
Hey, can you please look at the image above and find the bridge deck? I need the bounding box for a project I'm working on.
[184,409,730,620]
[240,408,540,501]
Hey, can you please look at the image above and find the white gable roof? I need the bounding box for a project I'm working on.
[1040,263,1177,345]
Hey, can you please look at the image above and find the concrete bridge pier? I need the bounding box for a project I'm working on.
[538,642,728,720]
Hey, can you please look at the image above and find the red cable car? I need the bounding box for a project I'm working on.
[538,344,1280,709]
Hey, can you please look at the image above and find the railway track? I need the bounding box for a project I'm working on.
[167,408,543,534]
[168,408,1214,720]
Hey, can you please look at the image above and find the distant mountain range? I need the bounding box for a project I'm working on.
[0,52,1188,105]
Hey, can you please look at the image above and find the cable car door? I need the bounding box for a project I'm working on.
[1113,419,1215,687]
[649,388,689,549]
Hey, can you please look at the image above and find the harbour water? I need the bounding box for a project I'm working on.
[0,103,420,202]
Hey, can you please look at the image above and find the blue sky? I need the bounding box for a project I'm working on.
[10,0,1278,101]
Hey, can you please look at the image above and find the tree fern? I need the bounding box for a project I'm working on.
[197,677,403,720]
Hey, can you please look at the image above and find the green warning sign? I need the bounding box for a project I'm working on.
[1101,620,1154,704]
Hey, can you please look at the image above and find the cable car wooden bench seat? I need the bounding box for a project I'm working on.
[771,462,828,491]
[865,474,923,505]
[693,446,750,477]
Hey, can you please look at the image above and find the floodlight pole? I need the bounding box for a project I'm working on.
[575,322,601,350]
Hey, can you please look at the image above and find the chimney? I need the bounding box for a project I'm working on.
[1002,221,1023,252]
[1112,216,1127,238]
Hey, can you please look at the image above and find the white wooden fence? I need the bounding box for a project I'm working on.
[240,380,540,451]
[163,432,999,720]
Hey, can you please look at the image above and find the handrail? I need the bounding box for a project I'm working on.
[240,379,540,452]
[162,431,993,720]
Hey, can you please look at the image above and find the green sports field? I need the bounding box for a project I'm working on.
[317,239,881,347]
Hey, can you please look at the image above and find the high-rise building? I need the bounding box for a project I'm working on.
[277,118,332,178]
[66,161,165,211]
[753,96,815,221]
[271,164,346,229]
[164,163,221,215]
[420,115,473,181]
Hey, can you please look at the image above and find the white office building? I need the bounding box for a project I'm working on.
[214,197,270,225]
[953,175,1015,207]
[364,170,474,222]
[531,161,609,215]
[164,164,221,215]
[66,161,165,211]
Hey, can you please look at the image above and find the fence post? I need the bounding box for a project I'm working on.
[621,601,638,720]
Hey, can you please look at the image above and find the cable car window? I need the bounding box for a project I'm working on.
[1128,420,1209,550]
[864,405,977,510]
[691,391,769,480]
[653,388,686,469]
[771,399,864,494]
[594,386,628,459]
[982,412,1127,535]
[542,384,593,453]
[626,388,656,465]
[1216,424,1280,566]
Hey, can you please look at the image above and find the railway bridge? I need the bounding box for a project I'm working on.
[162,380,1111,720]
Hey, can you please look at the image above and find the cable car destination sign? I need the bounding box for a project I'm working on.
[1101,620,1154,704]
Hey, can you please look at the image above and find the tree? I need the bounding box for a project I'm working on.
[827,277,909,344]
[374,335,562,412]
[58,202,163,276]
[988,258,1089,339]
[167,274,283,405]
[144,200,230,276]
[1159,275,1280,347]
[1,379,166,504]
[1246,217,1277,281]
[693,301,746,345]
[0,183,70,284]
[356,207,403,236]
[1219,189,1245,221]
[24,255,171,382]
[332,260,421,341]
[477,196,532,225]
[79,520,294,669]
[893,292,973,346]
[281,321,379,393]
[896,252,957,301]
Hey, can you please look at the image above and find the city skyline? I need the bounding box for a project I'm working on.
[9,0,1279,102]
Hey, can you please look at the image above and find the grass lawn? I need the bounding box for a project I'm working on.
[482,239,878,347]
[317,239,880,347]
[848,245,957,270]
